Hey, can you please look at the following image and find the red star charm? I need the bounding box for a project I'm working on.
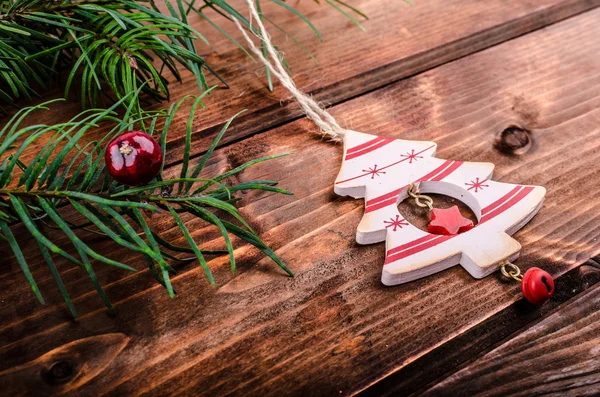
[428,206,474,235]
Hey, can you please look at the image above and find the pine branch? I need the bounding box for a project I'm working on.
[0,91,293,316]
[0,0,370,114]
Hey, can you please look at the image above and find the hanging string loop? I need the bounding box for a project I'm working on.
[233,0,346,141]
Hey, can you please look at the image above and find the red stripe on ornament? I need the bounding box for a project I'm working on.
[480,186,534,224]
[384,235,452,264]
[481,186,522,216]
[365,196,402,213]
[386,233,441,256]
[346,137,387,155]
[430,161,463,181]
[345,138,394,160]
[366,188,404,208]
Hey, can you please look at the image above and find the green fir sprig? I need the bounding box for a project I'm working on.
[0,90,293,317]
[0,0,370,114]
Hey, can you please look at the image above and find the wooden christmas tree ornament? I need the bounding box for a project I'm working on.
[235,0,554,304]
[334,131,546,287]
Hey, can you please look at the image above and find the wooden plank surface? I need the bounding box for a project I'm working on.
[10,0,600,167]
[2,2,600,397]
[357,263,600,396]
[421,264,600,397]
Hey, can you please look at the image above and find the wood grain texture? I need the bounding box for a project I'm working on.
[2,4,600,397]
[357,264,600,396]
[0,334,130,396]
[421,265,600,397]
[7,0,600,168]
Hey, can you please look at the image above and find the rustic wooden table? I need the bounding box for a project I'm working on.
[2,0,600,395]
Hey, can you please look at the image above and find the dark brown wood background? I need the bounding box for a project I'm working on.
[2,0,600,396]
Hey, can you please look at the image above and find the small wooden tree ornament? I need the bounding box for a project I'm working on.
[334,130,546,287]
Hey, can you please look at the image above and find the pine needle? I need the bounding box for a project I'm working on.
[0,99,294,315]
[0,0,372,111]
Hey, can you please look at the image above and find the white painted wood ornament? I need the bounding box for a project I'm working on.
[334,131,545,286]
[236,1,555,305]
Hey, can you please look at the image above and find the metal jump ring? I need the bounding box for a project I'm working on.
[500,262,523,282]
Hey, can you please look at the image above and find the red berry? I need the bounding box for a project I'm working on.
[522,267,554,305]
[105,131,162,186]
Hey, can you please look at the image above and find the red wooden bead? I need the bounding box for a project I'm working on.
[105,131,162,186]
[521,267,554,305]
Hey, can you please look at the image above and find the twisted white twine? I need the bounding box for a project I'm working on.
[233,0,346,141]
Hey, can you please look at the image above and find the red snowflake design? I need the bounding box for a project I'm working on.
[465,177,489,193]
[362,164,386,179]
[384,215,409,231]
[401,149,423,164]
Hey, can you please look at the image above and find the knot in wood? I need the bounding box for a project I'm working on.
[494,124,532,155]
[41,359,77,385]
